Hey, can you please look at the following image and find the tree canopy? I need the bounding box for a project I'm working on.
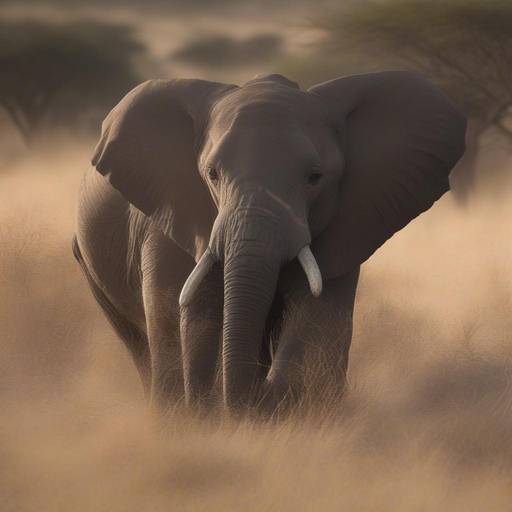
[316,0,512,134]
[311,0,512,200]
[0,20,148,143]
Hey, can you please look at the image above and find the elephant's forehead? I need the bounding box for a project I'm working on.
[211,83,328,130]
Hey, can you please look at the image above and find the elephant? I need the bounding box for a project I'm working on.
[73,71,466,414]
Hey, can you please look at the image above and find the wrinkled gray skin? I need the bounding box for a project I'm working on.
[74,72,466,414]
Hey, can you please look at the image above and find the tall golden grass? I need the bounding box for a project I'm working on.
[1,138,511,511]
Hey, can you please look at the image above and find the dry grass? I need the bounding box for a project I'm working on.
[1,138,512,511]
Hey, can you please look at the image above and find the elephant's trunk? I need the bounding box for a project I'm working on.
[178,198,324,411]
[222,244,281,410]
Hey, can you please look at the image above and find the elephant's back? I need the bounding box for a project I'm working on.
[75,167,145,323]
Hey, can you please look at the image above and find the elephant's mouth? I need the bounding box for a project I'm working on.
[178,244,322,307]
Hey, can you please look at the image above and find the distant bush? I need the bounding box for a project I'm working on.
[171,33,283,69]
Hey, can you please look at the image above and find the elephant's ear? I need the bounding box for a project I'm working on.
[308,71,466,278]
[92,78,237,261]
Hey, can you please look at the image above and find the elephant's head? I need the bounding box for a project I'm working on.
[92,72,466,409]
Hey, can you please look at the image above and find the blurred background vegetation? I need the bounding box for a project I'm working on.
[0,20,148,142]
[2,0,512,202]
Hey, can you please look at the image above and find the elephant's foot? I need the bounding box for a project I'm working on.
[255,375,295,419]
[257,360,349,419]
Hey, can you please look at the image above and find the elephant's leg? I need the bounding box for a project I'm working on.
[88,280,151,398]
[266,266,360,410]
[259,292,286,379]
[180,264,224,408]
[73,237,151,396]
[142,285,183,410]
[140,232,191,410]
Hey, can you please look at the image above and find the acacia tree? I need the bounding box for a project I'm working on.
[314,0,512,201]
[0,21,147,144]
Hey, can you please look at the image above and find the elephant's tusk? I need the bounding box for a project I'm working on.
[179,248,215,307]
[297,245,323,298]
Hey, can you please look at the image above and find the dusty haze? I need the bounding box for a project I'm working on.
[1,135,511,510]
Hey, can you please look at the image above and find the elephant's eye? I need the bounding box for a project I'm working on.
[308,172,323,186]
[207,167,219,181]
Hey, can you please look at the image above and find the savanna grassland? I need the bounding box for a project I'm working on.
[1,137,512,511]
